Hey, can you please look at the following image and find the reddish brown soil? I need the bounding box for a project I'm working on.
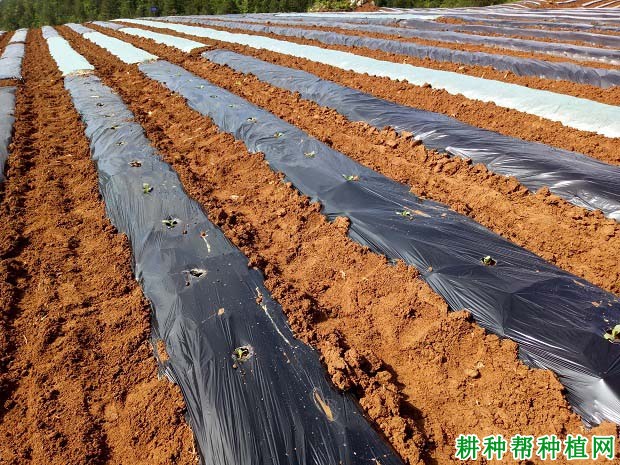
[178,18,620,103]
[119,21,620,165]
[0,29,197,465]
[83,25,620,296]
[62,25,620,465]
[355,1,379,11]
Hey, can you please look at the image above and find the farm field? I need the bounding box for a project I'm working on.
[0,2,619,464]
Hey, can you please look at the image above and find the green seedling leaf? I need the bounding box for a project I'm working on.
[342,174,360,182]
[247,117,257,123]
[162,217,179,228]
[274,132,284,139]
[481,256,496,266]
[604,324,620,343]
[231,345,253,368]
[129,160,142,167]
[304,151,316,158]
[142,183,153,194]
[396,210,413,219]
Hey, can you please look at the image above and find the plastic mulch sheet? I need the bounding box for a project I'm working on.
[0,86,16,182]
[118,19,620,138]
[203,49,620,220]
[139,58,620,427]
[0,42,26,80]
[168,16,620,65]
[59,63,406,465]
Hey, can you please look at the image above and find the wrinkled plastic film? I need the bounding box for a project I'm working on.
[203,49,620,220]
[0,87,16,183]
[57,57,406,465]
[117,19,620,138]
[166,16,620,88]
[139,59,620,427]
[9,28,28,44]
[0,42,26,80]
[166,16,620,72]
[205,14,620,50]
[66,23,158,64]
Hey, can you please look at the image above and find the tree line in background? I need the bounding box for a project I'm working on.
[0,0,507,30]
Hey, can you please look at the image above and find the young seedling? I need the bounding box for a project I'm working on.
[396,210,413,219]
[274,132,284,139]
[142,183,153,194]
[117,141,126,146]
[604,325,620,343]
[129,160,142,167]
[231,345,252,369]
[162,217,179,228]
[342,174,360,182]
[246,117,257,123]
[481,256,496,266]
[304,151,316,158]
[109,125,119,131]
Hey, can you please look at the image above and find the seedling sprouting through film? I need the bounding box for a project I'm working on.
[231,345,253,369]
[342,174,360,182]
[396,210,413,220]
[142,183,153,194]
[304,151,316,158]
[604,325,620,343]
[481,256,497,266]
[162,217,179,229]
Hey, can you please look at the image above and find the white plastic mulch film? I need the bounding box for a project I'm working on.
[117,19,620,138]
[43,26,95,76]
[94,22,205,52]
[66,23,157,64]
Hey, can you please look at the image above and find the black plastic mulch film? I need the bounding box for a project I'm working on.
[0,87,16,183]
[62,71,405,465]
[137,59,620,427]
[192,49,620,220]
[161,16,620,84]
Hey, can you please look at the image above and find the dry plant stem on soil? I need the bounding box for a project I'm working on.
[122,21,620,165]
[62,26,618,465]
[165,20,620,105]
[89,24,620,296]
[0,29,196,465]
